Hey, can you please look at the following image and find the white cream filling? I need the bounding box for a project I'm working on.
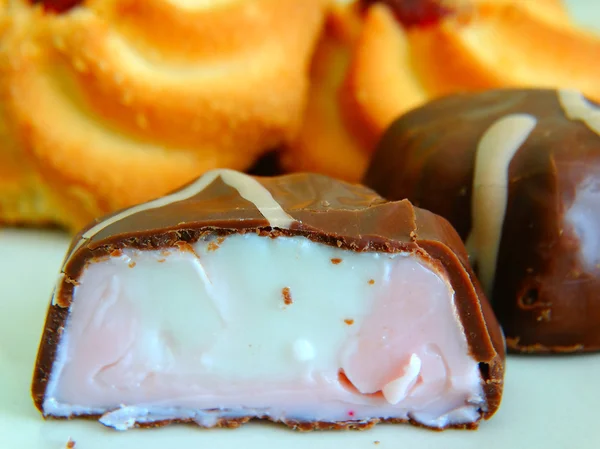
[43,234,485,429]
[564,176,600,272]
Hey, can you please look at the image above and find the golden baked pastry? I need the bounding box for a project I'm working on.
[0,0,327,230]
[282,0,600,182]
[279,3,368,182]
[0,1,67,226]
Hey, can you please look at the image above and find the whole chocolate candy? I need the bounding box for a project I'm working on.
[364,88,600,353]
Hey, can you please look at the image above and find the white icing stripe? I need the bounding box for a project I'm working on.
[558,89,600,136]
[72,169,292,259]
[53,169,293,304]
[466,114,537,298]
[216,170,295,229]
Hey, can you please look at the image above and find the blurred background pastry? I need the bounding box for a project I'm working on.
[0,0,327,230]
[3,0,600,231]
[282,0,600,182]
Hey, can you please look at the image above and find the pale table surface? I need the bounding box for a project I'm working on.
[1,228,599,449]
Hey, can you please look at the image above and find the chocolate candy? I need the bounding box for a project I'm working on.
[364,88,600,353]
[32,170,504,430]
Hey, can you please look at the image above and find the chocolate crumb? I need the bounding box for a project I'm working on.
[282,287,293,305]
[128,261,136,268]
[176,241,200,257]
[110,249,123,257]
[368,279,375,285]
[64,277,80,286]
[66,438,76,448]
[344,319,354,325]
[331,258,342,265]
[207,237,227,251]
[374,441,380,445]
[157,258,166,263]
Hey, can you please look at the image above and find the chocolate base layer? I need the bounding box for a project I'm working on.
[364,88,600,353]
[32,170,504,429]
[40,413,481,432]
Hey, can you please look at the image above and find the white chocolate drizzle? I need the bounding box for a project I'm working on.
[465,114,537,298]
[557,89,600,136]
[53,169,293,304]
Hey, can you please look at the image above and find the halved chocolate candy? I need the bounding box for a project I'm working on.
[364,88,600,353]
[32,170,504,430]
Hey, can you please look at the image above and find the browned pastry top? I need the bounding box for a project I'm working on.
[0,0,326,229]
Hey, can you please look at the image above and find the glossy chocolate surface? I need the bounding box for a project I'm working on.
[364,89,600,353]
[32,171,505,428]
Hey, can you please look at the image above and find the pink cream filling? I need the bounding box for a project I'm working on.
[43,234,484,429]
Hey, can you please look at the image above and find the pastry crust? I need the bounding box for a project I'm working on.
[283,0,600,182]
[0,2,69,225]
[0,0,327,230]
[279,4,369,182]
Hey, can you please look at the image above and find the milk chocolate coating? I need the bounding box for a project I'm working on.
[32,172,505,428]
[364,89,600,353]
